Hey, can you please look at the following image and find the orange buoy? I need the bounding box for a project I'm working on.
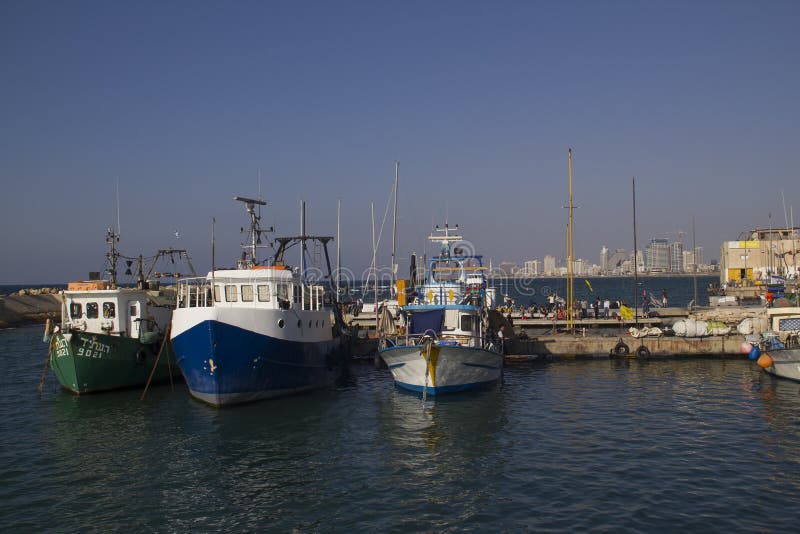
[757,353,773,369]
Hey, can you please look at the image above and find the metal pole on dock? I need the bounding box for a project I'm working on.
[391,160,399,292]
[632,176,639,329]
[692,214,698,307]
[567,148,574,334]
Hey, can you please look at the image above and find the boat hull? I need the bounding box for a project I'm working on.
[48,331,175,394]
[763,349,800,382]
[380,344,502,395]
[171,319,345,406]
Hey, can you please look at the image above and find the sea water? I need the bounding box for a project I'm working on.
[2,324,800,531]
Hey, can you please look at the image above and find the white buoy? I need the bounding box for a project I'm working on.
[42,318,51,343]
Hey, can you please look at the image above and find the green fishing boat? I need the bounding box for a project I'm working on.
[47,227,193,394]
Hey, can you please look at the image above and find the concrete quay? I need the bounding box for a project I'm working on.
[505,334,743,361]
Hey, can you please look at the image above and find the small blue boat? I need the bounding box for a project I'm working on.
[379,224,503,396]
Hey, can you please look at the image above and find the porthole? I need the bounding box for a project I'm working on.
[278,319,285,328]
[309,320,312,328]
[297,320,302,328]
[316,320,320,328]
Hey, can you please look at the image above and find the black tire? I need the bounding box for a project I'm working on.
[135,347,151,365]
[613,341,630,356]
[636,346,650,358]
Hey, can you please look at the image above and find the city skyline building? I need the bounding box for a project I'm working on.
[647,238,670,272]
[544,255,556,276]
[600,246,609,274]
[669,241,684,273]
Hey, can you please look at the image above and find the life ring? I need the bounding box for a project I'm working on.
[612,341,630,356]
[636,345,650,358]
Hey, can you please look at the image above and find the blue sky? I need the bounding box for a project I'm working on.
[1,1,798,283]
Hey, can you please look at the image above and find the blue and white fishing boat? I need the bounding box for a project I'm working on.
[379,224,503,395]
[170,197,346,406]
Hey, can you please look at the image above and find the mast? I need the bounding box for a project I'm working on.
[372,201,378,335]
[633,177,639,328]
[234,195,268,268]
[391,160,399,292]
[792,207,797,280]
[105,226,120,288]
[336,199,341,298]
[567,148,574,334]
[371,201,378,308]
[692,214,698,308]
[211,217,216,298]
[300,200,306,279]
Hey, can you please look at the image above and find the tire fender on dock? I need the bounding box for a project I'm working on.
[612,341,630,356]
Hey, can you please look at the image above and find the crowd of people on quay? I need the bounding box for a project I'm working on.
[498,289,668,321]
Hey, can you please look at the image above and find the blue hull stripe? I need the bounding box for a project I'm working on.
[172,320,343,405]
[395,379,499,395]
[462,362,501,370]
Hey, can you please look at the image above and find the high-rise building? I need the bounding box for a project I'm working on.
[544,255,556,276]
[646,239,669,272]
[669,241,684,272]
[683,250,696,272]
[694,246,704,267]
[607,248,627,273]
[635,250,645,273]
[523,260,541,276]
[600,246,609,273]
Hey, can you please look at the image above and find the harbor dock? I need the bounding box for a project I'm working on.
[4,288,793,361]
[344,304,793,361]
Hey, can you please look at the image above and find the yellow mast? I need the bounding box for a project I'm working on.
[567,148,575,333]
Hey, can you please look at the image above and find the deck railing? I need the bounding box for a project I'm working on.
[381,331,500,352]
[176,277,213,308]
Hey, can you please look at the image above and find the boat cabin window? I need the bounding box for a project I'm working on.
[293,285,300,304]
[257,284,270,302]
[277,283,289,301]
[130,304,138,318]
[225,284,238,302]
[460,314,474,332]
[86,302,99,319]
[241,285,254,302]
[103,302,116,319]
[214,285,221,303]
[70,302,82,319]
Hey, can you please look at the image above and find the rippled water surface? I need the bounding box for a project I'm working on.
[3,325,800,531]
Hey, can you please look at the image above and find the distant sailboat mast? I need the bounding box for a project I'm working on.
[336,199,341,298]
[632,176,639,329]
[390,160,399,293]
[566,149,575,334]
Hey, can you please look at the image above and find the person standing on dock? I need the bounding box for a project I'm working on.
[661,289,668,307]
[603,298,610,318]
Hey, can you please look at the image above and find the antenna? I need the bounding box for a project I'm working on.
[234,196,269,267]
[116,177,121,238]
